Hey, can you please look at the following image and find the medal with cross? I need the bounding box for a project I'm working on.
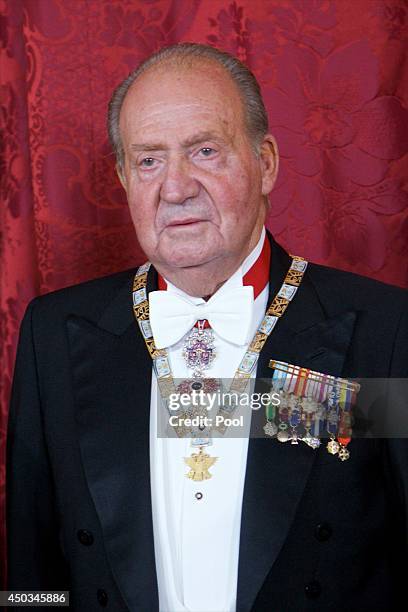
[182,319,216,378]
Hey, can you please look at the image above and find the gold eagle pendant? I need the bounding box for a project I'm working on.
[184,447,218,481]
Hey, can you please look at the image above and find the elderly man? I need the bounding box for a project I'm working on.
[7,43,408,612]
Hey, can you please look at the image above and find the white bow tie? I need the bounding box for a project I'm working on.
[149,285,254,349]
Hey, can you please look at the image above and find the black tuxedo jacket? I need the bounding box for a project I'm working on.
[6,235,408,611]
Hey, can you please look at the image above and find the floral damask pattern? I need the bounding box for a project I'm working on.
[1,0,407,584]
[265,40,408,265]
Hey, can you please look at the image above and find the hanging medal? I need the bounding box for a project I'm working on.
[277,363,295,442]
[326,378,341,455]
[182,319,216,378]
[301,395,321,449]
[337,383,353,461]
[264,362,285,437]
[288,393,302,444]
[289,368,308,444]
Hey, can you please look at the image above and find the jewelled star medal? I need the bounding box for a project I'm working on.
[182,319,216,378]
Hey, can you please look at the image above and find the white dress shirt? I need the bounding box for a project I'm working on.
[150,228,269,612]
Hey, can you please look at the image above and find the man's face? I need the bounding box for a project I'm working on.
[118,60,278,273]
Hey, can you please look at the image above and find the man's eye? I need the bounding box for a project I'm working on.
[140,157,155,167]
[199,147,215,156]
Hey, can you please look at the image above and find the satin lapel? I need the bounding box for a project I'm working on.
[236,236,357,612]
[67,270,159,612]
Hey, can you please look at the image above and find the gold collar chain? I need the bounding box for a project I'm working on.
[132,255,308,479]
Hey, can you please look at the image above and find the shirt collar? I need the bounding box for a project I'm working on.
[164,226,266,304]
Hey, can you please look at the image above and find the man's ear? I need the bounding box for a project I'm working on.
[116,163,127,191]
[259,134,279,196]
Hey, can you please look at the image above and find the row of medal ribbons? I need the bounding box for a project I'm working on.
[264,360,360,460]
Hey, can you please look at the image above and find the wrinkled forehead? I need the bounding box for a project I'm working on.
[119,59,247,143]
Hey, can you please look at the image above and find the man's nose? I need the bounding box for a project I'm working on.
[159,157,200,204]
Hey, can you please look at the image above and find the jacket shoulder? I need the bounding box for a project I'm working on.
[306,261,408,316]
[28,268,136,324]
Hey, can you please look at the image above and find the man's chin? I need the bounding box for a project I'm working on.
[157,234,221,270]
[160,255,212,270]
[157,247,216,270]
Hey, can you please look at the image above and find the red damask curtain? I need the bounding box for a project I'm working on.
[1,0,407,584]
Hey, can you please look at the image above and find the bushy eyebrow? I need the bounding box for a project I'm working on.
[130,131,227,152]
